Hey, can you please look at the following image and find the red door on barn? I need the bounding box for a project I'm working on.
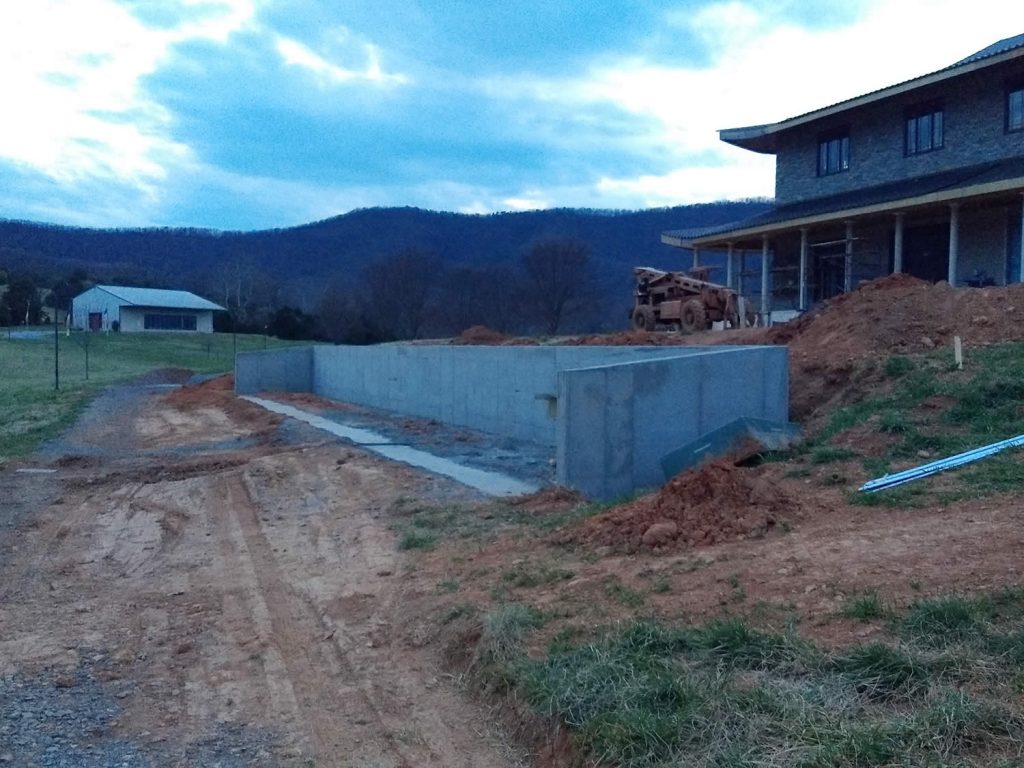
[88,312,102,331]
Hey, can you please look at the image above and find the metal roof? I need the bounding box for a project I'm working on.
[91,285,226,311]
[664,157,1024,246]
[721,33,1024,154]
[954,33,1024,66]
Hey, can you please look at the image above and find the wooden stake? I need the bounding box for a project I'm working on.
[954,335,963,370]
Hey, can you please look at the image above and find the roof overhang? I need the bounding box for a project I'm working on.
[720,45,1024,155]
[664,174,1024,249]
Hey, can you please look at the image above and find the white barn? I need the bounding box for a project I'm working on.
[71,285,225,333]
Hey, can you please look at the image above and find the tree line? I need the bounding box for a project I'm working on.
[1,237,600,343]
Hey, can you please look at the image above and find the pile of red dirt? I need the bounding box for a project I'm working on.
[163,373,284,434]
[563,460,801,552]
[769,273,1024,361]
[163,373,234,407]
[453,325,539,346]
[762,274,1024,420]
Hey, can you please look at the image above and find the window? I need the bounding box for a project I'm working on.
[1009,85,1024,132]
[818,131,850,176]
[906,106,944,155]
[144,313,197,330]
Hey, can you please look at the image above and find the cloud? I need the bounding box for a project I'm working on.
[0,0,256,200]
[478,0,1024,210]
[275,30,409,87]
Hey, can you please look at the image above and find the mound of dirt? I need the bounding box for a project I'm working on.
[164,374,234,407]
[563,460,800,552]
[163,374,283,435]
[453,325,539,346]
[771,272,1024,361]
[455,325,512,344]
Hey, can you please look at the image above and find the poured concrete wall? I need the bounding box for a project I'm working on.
[557,347,788,499]
[307,345,714,446]
[235,344,788,500]
[235,347,313,393]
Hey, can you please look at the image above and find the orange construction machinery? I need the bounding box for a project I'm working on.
[630,266,749,333]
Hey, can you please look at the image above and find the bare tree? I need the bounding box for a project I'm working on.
[520,237,594,335]
[317,282,387,344]
[363,248,441,340]
[432,264,525,335]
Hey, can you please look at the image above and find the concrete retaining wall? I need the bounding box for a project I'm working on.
[235,347,313,393]
[557,348,788,499]
[235,344,788,500]
[307,345,714,446]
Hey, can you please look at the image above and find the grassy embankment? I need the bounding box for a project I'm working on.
[0,330,306,461]
[394,342,1024,767]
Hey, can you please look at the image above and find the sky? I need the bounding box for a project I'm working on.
[2,1,1024,231]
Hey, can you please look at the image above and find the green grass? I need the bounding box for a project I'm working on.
[0,330,304,460]
[840,590,891,622]
[883,354,915,378]
[901,595,994,646]
[794,341,1024,504]
[501,562,575,589]
[472,589,1024,768]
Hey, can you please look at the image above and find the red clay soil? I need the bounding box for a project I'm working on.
[163,373,234,406]
[163,373,283,433]
[563,460,801,553]
[510,486,585,514]
[454,325,539,346]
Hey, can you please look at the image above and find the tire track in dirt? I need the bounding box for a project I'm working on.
[215,470,415,765]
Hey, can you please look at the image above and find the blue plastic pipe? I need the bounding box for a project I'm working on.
[859,433,1024,493]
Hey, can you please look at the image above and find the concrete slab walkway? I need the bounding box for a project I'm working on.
[242,396,539,497]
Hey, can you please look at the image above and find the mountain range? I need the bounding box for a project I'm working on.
[0,200,770,331]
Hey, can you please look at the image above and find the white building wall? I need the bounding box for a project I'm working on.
[71,287,122,331]
[120,308,145,332]
[122,308,213,332]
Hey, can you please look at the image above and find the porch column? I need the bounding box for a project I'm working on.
[761,235,771,322]
[726,242,735,288]
[692,247,700,271]
[738,250,745,295]
[893,212,905,274]
[948,203,960,286]
[843,221,854,293]
[799,228,809,311]
[1019,194,1024,284]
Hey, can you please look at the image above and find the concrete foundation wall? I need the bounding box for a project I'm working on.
[310,345,716,446]
[235,344,788,500]
[557,347,788,499]
[236,347,314,393]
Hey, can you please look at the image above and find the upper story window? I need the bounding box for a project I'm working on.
[1008,85,1024,132]
[818,131,850,176]
[906,106,943,155]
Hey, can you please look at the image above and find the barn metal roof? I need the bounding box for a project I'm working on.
[721,33,1024,154]
[91,285,225,311]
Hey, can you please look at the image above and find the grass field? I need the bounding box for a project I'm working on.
[472,593,1024,767]
[0,330,306,461]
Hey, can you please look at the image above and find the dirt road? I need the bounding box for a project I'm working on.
[0,379,520,767]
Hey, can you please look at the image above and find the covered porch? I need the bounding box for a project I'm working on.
[663,162,1024,323]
